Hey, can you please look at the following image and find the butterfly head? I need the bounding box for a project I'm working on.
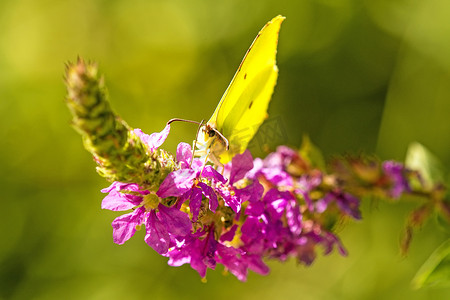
[194,122,231,165]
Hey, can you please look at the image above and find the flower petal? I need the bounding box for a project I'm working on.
[229,150,254,184]
[100,181,122,194]
[335,192,362,220]
[202,227,218,269]
[101,181,147,195]
[188,188,202,222]
[101,188,142,211]
[220,224,238,242]
[216,244,248,281]
[286,200,302,235]
[170,238,208,277]
[176,142,192,168]
[157,169,196,198]
[241,216,262,239]
[134,124,171,152]
[261,168,293,187]
[237,180,264,203]
[264,189,288,219]
[111,206,145,244]
[148,124,171,151]
[157,204,192,236]
[145,210,170,254]
[217,187,241,213]
[198,182,218,212]
[382,160,410,198]
[202,165,226,183]
[245,254,270,275]
[245,201,265,217]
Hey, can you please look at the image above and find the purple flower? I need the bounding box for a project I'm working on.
[215,244,269,282]
[294,172,322,211]
[216,151,264,212]
[166,226,218,278]
[144,204,192,254]
[157,143,223,221]
[264,146,299,170]
[316,191,362,220]
[248,146,300,188]
[101,181,191,254]
[293,231,347,266]
[100,134,418,281]
[382,161,411,198]
[250,159,293,188]
[158,146,263,219]
[166,224,269,281]
[240,188,302,257]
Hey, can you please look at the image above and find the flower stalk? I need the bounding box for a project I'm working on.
[65,58,175,188]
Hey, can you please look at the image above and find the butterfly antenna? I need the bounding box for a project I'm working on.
[191,120,205,168]
[167,118,203,126]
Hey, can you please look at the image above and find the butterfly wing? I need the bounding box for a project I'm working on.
[208,15,285,163]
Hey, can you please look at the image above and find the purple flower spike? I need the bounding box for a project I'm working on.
[96,120,435,282]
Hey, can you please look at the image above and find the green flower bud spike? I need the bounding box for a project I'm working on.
[64,58,176,190]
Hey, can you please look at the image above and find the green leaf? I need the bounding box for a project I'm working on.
[405,142,446,188]
[412,238,450,289]
[299,135,326,170]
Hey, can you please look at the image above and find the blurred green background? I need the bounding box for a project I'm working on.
[1,0,449,299]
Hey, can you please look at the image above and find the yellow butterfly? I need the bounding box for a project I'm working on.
[196,15,285,165]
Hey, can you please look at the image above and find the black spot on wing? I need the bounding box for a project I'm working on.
[244,73,247,79]
[248,101,253,109]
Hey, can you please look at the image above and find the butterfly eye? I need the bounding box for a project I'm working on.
[204,124,216,137]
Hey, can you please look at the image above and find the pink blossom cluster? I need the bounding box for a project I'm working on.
[101,125,410,281]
